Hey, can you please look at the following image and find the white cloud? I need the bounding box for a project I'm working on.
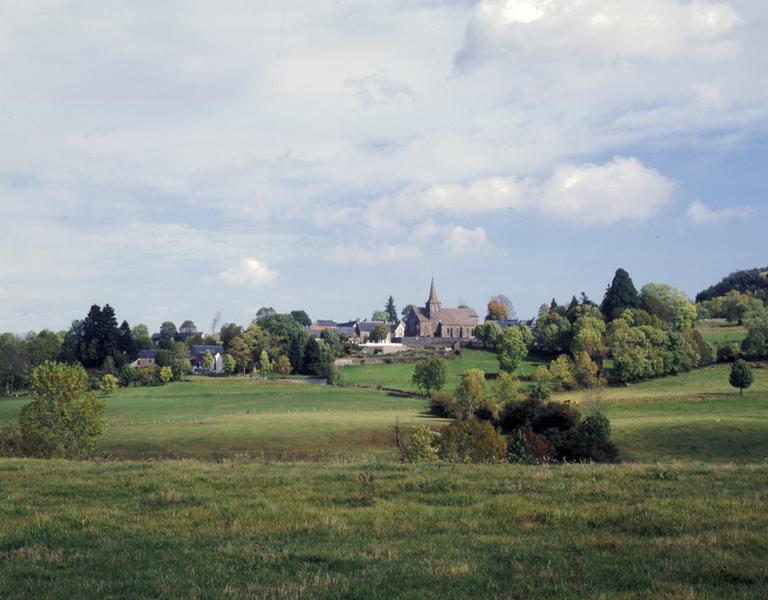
[537,157,675,224]
[443,226,492,256]
[686,200,754,225]
[215,258,280,287]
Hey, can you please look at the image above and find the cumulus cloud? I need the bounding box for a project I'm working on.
[686,200,754,225]
[442,226,492,256]
[215,258,280,287]
[366,156,673,228]
[458,0,744,65]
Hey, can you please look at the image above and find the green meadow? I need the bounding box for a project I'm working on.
[697,318,749,345]
[2,351,768,597]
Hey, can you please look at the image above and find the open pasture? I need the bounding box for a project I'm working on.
[0,459,766,599]
[696,318,748,345]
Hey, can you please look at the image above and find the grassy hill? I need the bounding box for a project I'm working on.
[1,355,766,463]
[1,459,766,599]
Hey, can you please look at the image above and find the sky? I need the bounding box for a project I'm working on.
[1,0,767,334]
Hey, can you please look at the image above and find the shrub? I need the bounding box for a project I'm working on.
[717,343,741,363]
[19,361,106,458]
[499,398,540,432]
[495,371,521,404]
[429,392,458,418]
[405,425,439,462]
[323,362,340,385]
[527,383,551,402]
[573,351,600,388]
[0,424,22,457]
[99,374,119,396]
[275,355,292,376]
[159,366,173,384]
[438,420,507,463]
[134,367,160,386]
[531,401,581,434]
[552,411,619,463]
[474,398,501,423]
[507,429,556,464]
[549,355,577,390]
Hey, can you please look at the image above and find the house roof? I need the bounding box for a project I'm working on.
[190,345,224,361]
[315,320,337,328]
[358,321,387,333]
[138,350,157,359]
[335,326,358,338]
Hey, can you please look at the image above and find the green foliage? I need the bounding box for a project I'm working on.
[742,309,768,358]
[221,354,236,375]
[495,371,521,404]
[169,342,192,380]
[290,310,312,327]
[99,374,119,396]
[385,296,398,323]
[601,268,640,320]
[496,327,529,372]
[371,310,389,322]
[201,350,215,371]
[405,424,438,462]
[437,420,507,463]
[259,350,272,376]
[475,322,502,349]
[640,283,698,330]
[227,337,251,373]
[159,366,173,384]
[369,324,390,343]
[455,369,486,419]
[573,351,600,388]
[553,411,619,463]
[320,330,343,358]
[428,391,457,418]
[548,354,577,390]
[275,355,292,376]
[412,356,448,395]
[533,312,573,355]
[696,266,768,303]
[729,359,754,395]
[0,332,30,393]
[19,361,106,458]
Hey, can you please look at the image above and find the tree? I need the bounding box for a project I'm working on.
[384,296,398,323]
[159,321,178,344]
[369,324,390,343]
[219,323,244,353]
[401,305,416,323]
[496,327,529,373]
[131,324,153,351]
[27,330,61,368]
[742,309,768,358]
[259,350,272,376]
[179,320,197,336]
[222,354,236,375]
[320,330,343,358]
[228,337,251,373]
[256,307,277,320]
[275,355,292,376]
[169,342,192,380]
[202,350,215,372]
[548,355,577,390]
[495,371,521,405]
[486,299,509,321]
[455,369,486,420]
[489,295,517,319]
[729,359,753,396]
[290,310,312,327]
[19,362,106,458]
[640,283,697,330]
[601,268,640,321]
[371,310,389,322]
[475,322,502,349]
[412,356,448,395]
[573,351,600,388]
[0,334,29,393]
[533,312,573,355]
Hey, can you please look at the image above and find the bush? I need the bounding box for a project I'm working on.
[531,401,581,434]
[552,411,619,463]
[507,429,556,464]
[134,367,161,386]
[527,383,551,402]
[159,366,173,384]
[499,398,540,432]
[429,392,458,418]
[474,398,501,423]
[19,361,106,458]
[717,343,741,363]
[438,420,507,463]
[405,425,439,462]
[99,373,119,396]
[0,424,22,457]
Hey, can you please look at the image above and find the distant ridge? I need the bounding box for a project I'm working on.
[696,267,768,302]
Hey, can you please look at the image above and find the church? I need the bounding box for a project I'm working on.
[405,279,479,339]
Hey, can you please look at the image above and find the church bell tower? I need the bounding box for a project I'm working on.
[426,278,441,317]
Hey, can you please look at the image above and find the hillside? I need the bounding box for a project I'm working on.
[696,267,768,302]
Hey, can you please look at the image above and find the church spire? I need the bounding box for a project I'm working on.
[426,278,441,316]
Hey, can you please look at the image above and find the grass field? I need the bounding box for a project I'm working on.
[0,459,766,599]
[2,359,767,463]
[338,348,546,391]
[697,318,748,345]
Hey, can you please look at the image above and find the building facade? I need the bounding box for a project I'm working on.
[405,279,478,339]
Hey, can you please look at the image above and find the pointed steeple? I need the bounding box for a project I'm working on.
[426,278,441,316]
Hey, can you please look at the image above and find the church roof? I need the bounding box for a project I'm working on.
[413,307,478,326]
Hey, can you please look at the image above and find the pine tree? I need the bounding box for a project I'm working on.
[385,296,398,323]
[601,268,640,320]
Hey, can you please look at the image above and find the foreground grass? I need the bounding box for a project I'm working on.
[0,459,766,599]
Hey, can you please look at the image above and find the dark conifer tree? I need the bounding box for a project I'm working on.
[385,296,398,323]
[601,268,640,320]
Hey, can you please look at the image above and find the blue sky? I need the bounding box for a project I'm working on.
[1,0,766,333]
